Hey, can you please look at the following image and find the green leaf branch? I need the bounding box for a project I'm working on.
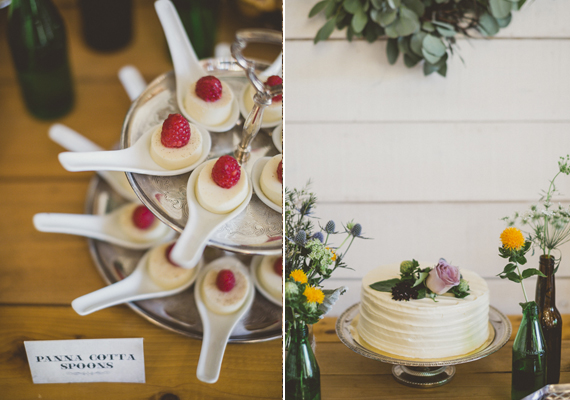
[308,0,527,76]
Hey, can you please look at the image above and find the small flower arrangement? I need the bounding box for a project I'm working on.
[497,227,545,302]
[369,258,470,301]
[503,155,570,267]
[285,184,367,344]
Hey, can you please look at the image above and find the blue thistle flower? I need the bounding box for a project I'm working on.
[311,232,325,243]
[324,220,336,234]
[295,230,307,246]
[350,223,362,237]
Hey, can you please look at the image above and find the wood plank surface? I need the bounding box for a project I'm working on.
[313,317,570,399]
[0,305,282,399]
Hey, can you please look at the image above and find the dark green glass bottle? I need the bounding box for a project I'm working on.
[171,0,220,60]
[7,0,74,119]
[78,0,132,52]
[285,321,321,400]
[511,301,547,400]
[536,255,562,384]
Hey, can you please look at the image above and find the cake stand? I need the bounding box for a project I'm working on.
[336,303,512,388]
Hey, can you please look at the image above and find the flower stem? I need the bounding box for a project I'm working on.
[516,263,529,303]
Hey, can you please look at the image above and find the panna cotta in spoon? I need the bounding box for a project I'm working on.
[201,264,250,315]
[149,113,203,170]
[148,242,196,290]
[118,203,171,243]
[257,255,282,301]
[185,76,234,126]
[260,154,282,207]
[195,155,249,214]
[243,75,282,124]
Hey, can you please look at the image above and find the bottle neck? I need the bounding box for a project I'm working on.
[536,255,556,307]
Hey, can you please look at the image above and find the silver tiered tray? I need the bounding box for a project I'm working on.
[84,173,282,342]
[336,303,512,388]
[120,59,282,256]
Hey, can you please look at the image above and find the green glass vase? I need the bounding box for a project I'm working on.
[285,321,321,400]
[511,301,547,400]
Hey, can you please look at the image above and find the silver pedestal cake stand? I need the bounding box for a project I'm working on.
[336,303,512,388]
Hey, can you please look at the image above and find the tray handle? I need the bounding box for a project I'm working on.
[231,29,283,164]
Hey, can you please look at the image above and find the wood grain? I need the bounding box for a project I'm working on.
[0,306,282,400]
[313,317,570,399]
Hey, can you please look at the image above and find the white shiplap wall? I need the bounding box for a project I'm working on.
[284,0,570,316]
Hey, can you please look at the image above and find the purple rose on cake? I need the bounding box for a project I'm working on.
[425,258,461,295]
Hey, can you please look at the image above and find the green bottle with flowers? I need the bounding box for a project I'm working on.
[285,185,367,400]
[498,227,547,400]
[503,155,570,384]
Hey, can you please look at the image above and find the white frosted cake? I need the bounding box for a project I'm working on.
[357,263,489,359]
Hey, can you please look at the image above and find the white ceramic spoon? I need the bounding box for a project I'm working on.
[251,157,282,213]
[154,0,240,133]
[118,65,147,102]
[194,257,255,383]
[48,124,139,201]
[238,52,283,129]
[72,245,203,316]
[272,122,282,153]
[33,203,176,250]
[58,123,211,176]
[250,255,282,306]
[261,51,282,79]
[169,161,253,268]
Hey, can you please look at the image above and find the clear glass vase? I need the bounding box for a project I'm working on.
[285,321,321,400]
[511,301,547,400]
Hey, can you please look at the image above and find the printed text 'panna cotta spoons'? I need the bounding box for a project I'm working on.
[48,123,139,201]
[155,0,240,132]
[194,257,254,383]
[33,203,175,250]
[58,120,211,176]
[72,242,202,316]
[170,157,252,268]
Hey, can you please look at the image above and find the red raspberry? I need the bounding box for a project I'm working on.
[132,205,155,229]
[161,113,190,148]
[265,75,282,102]
[212,155,241,189]
[195,75,223,102]
[216,269,236,292]
[273,257,282,276]
[277,160,282,184]
[165,243,180,267]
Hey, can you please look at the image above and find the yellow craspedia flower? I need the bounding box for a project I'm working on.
[290,269,308,284]
[501,227,525,250]
[303,286,325,304]
[326,247,337,261]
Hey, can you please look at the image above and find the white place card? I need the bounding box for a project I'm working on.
[24,338,145,384]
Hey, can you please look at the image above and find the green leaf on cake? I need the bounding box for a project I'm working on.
[370,278,401,292]
[413,271,429,287]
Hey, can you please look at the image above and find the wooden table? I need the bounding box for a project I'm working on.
[313,316,569,399]
[0,1,282,398]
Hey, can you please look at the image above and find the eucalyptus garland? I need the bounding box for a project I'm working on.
[309,0,526,76]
